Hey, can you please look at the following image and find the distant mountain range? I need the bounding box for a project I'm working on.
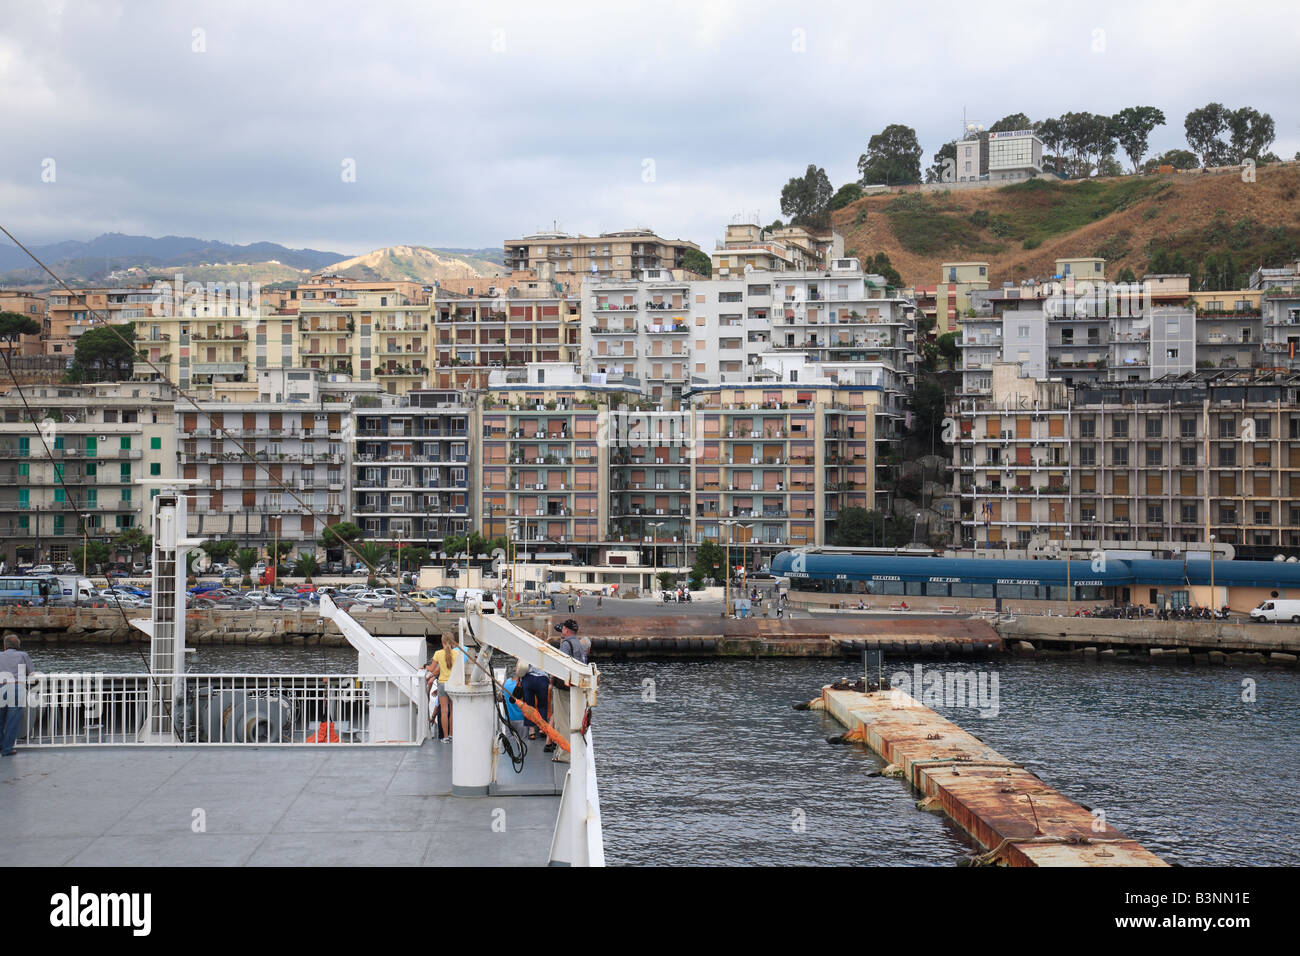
[0,233,506,288]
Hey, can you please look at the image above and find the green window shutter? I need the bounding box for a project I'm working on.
[120,436,131,451]
[54,488,66,503]
[18,516,28,530]
[86,489,97,507]
[18,437,28,457]
[18,463,28,477]
[53,515,64,536]
[54,463,64,482]
[86,436,97,457]
[85,463,96,477]
[18,489,28,508]
[150,462,161,476]
[151,489,159,499]
[54,436,64,450]
[120,463,131,481]
[151,436,162,450]
[121,488,132,503]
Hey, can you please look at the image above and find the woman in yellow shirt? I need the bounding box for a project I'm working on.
[425,634,459,741]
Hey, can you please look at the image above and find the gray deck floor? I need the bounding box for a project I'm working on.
[0,738,566,866]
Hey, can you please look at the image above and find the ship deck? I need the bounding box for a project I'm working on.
[0,738,566,866]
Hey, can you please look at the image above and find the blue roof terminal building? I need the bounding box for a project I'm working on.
[769,549,1300,613]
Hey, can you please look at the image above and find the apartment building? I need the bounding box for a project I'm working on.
[352,389,473,549]
[431,293,580,391]
[685,384,878,563]
[709,223,839,276]
[296,287,432,394]
[0,290,47,356]
[934,261,990,333]
[582,258,917,429]
[0,381,176,564]
[476,363,638,562]
[953,364,1300,555]
[177,370,376,554]
[583,271,694,408]
[46,285,156,356]
[133,285,294,392]
[504,229,703,282]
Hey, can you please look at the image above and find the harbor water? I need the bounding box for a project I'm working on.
[27,645,1300,866]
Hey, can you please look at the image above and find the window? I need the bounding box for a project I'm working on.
[120,463,131,481]
[1180,446,1196,466]
[1180,418,1196,438]
[1220,506,1237,523]
[86,489,97,507]
[150,462,161,476]
[1079,446,1096,466]
[1218,446,1236,467]
[1146,447,1162,466]
[121,488,132,503]
[1079,418,1096,438]
[150,436,162,450]
[1181,504,1197,524]
[1218,417,1235,439]
[1255,417,1270,438]
[1113,446,1129,466]
[18,489,28,509]
[1147,504,1163,522]
[120,436,131,450]
[1112,419,1128,438]
[1146,418,1162,438]
[1255,508,1271,525]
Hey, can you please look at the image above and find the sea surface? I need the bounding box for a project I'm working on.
[30,645,1300,866]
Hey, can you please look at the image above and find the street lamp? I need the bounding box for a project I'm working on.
[737,523,754,597]
[720,519,736,616]
[649,521,664,597]
[271,513,282,587]
[1209,534,1216,610]
[396,529,404,599]
[79,513,93,605]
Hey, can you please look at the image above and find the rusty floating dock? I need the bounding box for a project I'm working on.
[820,686,1167,867]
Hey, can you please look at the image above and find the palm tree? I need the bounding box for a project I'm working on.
[294,553,320,584]
[234,548,259,588]
[354,541,389,588]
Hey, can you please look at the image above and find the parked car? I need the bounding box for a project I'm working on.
[350,591,389,607]
[435,597,466,613]
[29,565,55,576]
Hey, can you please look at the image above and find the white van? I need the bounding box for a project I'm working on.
[1249,599,1300,623]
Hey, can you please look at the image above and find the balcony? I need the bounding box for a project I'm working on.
[191,362,247,376]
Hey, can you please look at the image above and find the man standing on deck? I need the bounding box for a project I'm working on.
[546,619,588,764]
[0,634,35,756]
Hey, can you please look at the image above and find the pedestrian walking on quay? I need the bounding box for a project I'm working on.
[0,634,35,756]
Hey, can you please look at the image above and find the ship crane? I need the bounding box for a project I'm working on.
[454,600,603,867]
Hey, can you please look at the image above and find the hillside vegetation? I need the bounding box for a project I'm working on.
[835,164,1300,288]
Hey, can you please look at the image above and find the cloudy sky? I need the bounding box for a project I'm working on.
[2,0,1297,257]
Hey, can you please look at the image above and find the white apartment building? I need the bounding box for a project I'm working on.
[580,259,918,433]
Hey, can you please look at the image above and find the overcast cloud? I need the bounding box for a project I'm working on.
[2,0,1298,256]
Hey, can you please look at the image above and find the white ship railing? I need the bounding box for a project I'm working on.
[17,673,428,747]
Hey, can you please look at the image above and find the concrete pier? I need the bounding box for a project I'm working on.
[820,686,1167,867]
